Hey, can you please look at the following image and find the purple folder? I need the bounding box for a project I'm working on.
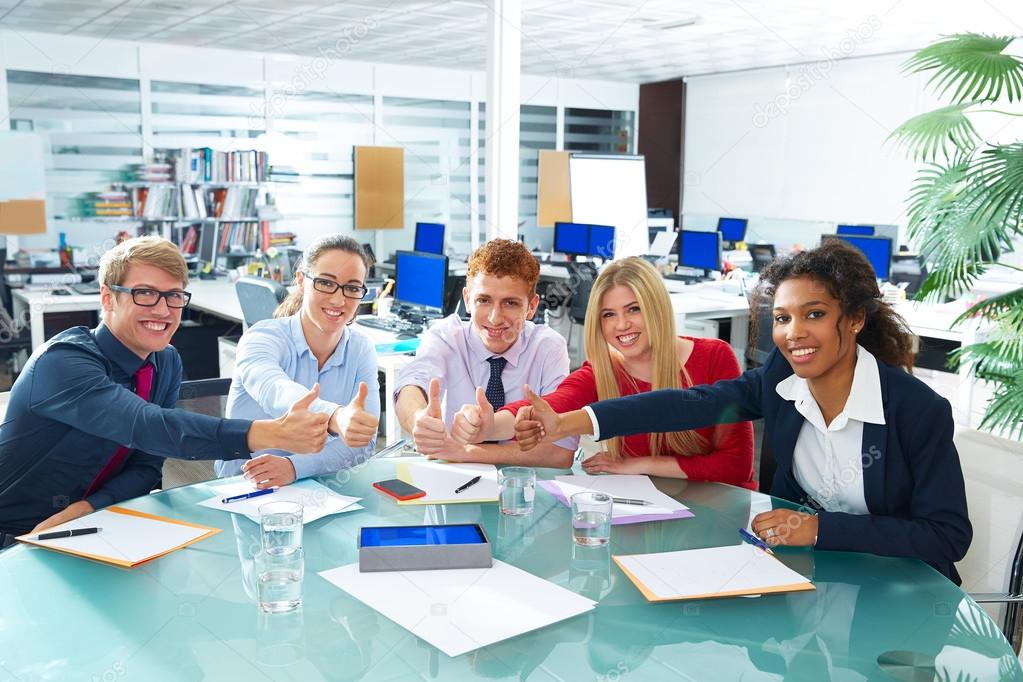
[538,480,694,525]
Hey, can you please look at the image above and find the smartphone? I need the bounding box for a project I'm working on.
[372,478,427,501]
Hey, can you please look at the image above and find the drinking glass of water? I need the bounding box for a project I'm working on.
[260,501,304,556]
[571,492,612,546]
[256,547,304,614]
[498,467,536,516]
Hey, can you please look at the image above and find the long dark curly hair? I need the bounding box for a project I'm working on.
[753,238,916,370]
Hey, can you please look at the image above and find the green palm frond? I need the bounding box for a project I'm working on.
[906,157,971,236]
[888,104,981,161]
[912,198,1005,299]
[955,341,1023,381]
[947,599,1014,657]
[962,142,1023,228]
[978,368,1023,439]
[955,286,1023,325]
[904,33,1023,103]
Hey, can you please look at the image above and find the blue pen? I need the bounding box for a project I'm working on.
[738,527,775,555]
[222,488,275,504]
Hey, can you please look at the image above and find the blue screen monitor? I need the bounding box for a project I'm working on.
[414,222,445,254]
[395,250,448,313]
[679,230,722,271]
[554,222,589,256]
[717,217,748,243]
[587,224,615,258]
[837,224,875,236]
[825,234,892,280]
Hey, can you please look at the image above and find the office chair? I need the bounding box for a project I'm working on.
[165,377,232,488]
[235,276,288,328]
[972,527,1023,653]
[565,262,597,349]
[749,244,777,273]
[747,301,775,369]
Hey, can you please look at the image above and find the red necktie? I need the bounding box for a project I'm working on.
[83,363,154,498]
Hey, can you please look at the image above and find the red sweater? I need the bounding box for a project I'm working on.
[503,337,756,490]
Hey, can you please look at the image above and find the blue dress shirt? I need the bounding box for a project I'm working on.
[214,315,380,480]
[0,324,251,535]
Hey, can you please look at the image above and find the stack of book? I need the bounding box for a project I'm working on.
[174,148,269,184]
[133,185,179,219]
[134,162,174,183]
[210,187,259,218]
[88,190,133,217]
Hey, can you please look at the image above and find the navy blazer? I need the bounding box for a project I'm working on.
[588,348,972,583]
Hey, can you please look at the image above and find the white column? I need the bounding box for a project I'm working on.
[137,46,153,162]
[469,99,480,252]
[0,32,9,128]
[373,92,385,258]
[484,0,521,241]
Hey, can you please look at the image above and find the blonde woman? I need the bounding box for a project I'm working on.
[453,257,755,487]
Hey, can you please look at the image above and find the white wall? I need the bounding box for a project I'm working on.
[0,29,638,254]
[682,53,936,239]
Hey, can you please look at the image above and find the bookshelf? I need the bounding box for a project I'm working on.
[129,148,295,272]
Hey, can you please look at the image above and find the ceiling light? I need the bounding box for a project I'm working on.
[647,16,702,31]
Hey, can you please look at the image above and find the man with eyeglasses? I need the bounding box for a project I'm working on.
[0,237,330,544]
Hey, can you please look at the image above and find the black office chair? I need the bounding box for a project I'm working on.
[164,377,233,488]
[749,244,777,273]
[747,301,775,369]
[972,525,1023,653]
[176,377,232,417]
[565,262,597,348]
[235,276,288,327]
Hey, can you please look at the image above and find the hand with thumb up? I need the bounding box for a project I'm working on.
[514,384,561,451]
[332,381,379,448]
[412,377,448,455]
[451,387,495,444]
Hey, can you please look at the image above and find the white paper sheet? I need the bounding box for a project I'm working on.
[25,509,210,565]
[400,460,499,504]
[319,559,595,657]
[198,478,362,523]
[553,475,688,518]
[615,544,812,600]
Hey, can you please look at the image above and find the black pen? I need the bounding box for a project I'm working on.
[454,475,481,494]
[32,527,101,541]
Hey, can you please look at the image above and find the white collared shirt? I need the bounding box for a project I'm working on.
[775,345,885,514]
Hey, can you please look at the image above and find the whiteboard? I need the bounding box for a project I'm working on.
[569,155,648,259]
[0,132,46,200]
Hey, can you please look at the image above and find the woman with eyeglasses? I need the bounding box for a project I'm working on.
[214,234,380,489]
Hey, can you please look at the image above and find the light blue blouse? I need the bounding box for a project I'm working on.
[214,314,380,480]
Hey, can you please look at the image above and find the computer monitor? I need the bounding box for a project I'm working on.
[395,250,448,315]
[414,222,445,255]
[587,224,615,259]
[836,224,875,236]
[553,222,589,257]
[678,230,722,271]
[198,224,217,270]
[717,217,748,244]
[824,234,893,280]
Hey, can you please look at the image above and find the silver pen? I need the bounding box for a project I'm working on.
[373,439,408,459]
[611,497,653,506]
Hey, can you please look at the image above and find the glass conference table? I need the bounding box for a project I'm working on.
[1,458,1019,682]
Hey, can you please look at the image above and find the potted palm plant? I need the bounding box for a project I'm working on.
[890,33,1023,438]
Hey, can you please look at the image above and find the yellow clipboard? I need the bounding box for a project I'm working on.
[17,506,221,568]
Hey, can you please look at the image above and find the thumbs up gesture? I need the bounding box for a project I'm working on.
[275,383,330,453]
[332,381,379,448]
[452,387,495,444]
[514,384,560,451]
[412,378,448,455]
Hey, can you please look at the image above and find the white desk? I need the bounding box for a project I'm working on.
[12,289,103,351]
[667,281,752,365]
[13,279,246,350]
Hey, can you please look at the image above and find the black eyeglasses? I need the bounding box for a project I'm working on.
[303,273,368,300]
[108,284,192,309]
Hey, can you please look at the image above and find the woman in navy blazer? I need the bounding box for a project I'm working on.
[516,240,972,584]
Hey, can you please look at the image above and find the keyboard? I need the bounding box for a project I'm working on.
[69,281,102,295]
[357,317,422,336]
